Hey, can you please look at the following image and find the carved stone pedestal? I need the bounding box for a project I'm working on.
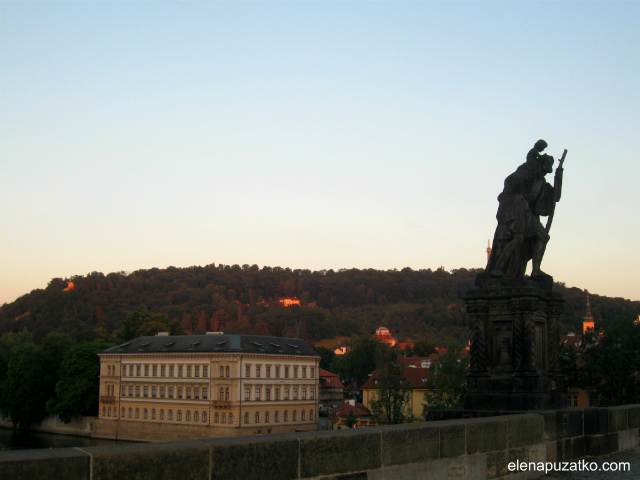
[464,275,566,410]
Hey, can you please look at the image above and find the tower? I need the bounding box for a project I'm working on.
[486,240,492,263]
[583,292,595,333]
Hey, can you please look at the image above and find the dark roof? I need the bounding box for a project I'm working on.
[329,402,371,418]
[101,334,320,357]
[360,366,431,390]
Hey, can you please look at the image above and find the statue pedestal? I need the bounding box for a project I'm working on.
[464,275,566,410]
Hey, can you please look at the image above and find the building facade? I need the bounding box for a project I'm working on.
[94,334,320,442]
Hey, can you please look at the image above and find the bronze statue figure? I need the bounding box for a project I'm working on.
[485,140,566,278]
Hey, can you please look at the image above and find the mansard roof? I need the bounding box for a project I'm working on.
[101,334,320,357]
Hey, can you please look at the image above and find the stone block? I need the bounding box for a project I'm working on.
[297,428,381,478]
[0,447,90,480]
[439,422,466,458]
[541,410,562,441]
[584,408,609,435]
[617,429,639,452]
[203,434,299,480]
[486,450,508,479]
[627,405,640,429]
[466,417,507,454]
[609,406,628,432]
[557,436,585,461]
[585,433,618,457]
[380,423,439,466]
[566,410,583,438]
[507,414,543,449]
[86,440,209,480]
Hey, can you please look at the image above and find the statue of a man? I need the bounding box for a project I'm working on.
[485,140,563,278]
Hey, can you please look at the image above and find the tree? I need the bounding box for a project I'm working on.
[369,361,412,424]
[314,346,335,371]
[422,344,469,412]
[46,340,113,423]
[574,318,640,406]
[345,408,357,428]
[330,337,384,389]
[119,306,185,341]
[40,331,73,367]
[0,343,57,427]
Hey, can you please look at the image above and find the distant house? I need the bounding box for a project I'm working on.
[374,326,397,346]
[319,369,344,411]
[328,400,376,429]
[278,297,301,307]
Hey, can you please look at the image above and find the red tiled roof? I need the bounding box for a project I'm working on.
[360,365,431,390]
[319,369,345,389]
[329,402,372,418]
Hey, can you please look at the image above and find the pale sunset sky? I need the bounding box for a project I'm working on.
[1,1,639,305]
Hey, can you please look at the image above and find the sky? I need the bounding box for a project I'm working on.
[1,0,639,305]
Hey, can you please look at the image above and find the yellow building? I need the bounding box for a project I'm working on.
[94,334,320,442]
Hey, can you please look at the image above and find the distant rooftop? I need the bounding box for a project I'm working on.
[101,334,320,357]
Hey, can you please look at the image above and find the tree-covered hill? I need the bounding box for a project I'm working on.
[1,264,638,346]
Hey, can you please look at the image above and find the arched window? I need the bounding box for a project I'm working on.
[255,412,259,423]
[229,413,233,424]
[128,408,133,418]
[274,411,279,422]
[102,407,106,416]
[225,388,230,401]
[194,411,199,422]
[292,411,296,421]
[310,410,313,421]
[265,411,269,423]
[122,407,126,417]
[143,408,148,419]
[160,409,165,420]
[284,411,288,422]
[186,411,191,421]
[220,366,224,377]
[202,412,207,422]
[222,413,226,423]
[225,366,230,377]
[135,408,140,418]
[220,388,224,400]
[168,410,173,420]
[244,412,249,424]
[152,409,156,419]
[177,410,182,421]
[301,410,306,421]
[215,412,220,423]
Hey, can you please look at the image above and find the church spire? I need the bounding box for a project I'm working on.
[486,239,492,263]
[583,292,595,334]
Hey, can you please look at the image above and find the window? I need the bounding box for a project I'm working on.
[310,388,315,400]
[122,386,126,396]
[178,366,183,377]
[161,365,166,376]
[302,410,306,421]
[177,410,182,421]
[143,409,148,419]
[152,409,156,419]
[275,389,280,400]
[244,412,249,424]
[255,388,261,401]
[160,409,165,420]
[160,387,166,398]
[202,412,207,422]
[152,386,157,398]
[187,387,192,399]
[103,407,106,417]
[136,365,141,376]
[220,366,225,377]
[245,388,250,401]
[194,411,199,422]
[275,411,279,422]
[292,411,296,421]
[265,412,269,423]
[215,412,219,423]
[203,366,208,377]
[169,387,174,399]
[195,365,200,377]
[310,367,315,378]
[168,410,173,420]
[144,365,149,376]
[284,411,288,421]
[169,365,174,377]
[222,413,226,424]
[229,413,233,424]
[128,408,133,418]
[153,365,157,376]
[294,366,298,378]
[220,388,224,401]
[136,386,141,397]
[195,387,200,399]
[302,367,307,378]
[122,366,127,376]
[186,411,191,421]
[266,388,271,401]
[225,366,230,377]
[144,386,149,397]
[121,407,125,417]
[256,365,261,378]
[135,408,140,418]
[246,365,251,377]
[293,389,298,400]
[178,387,183,399]
[275,366,280,378]
[203,388,208,400]
[129,386,133,396]
[255,412,259,423]
[225,388,230,401]
[301,388,306,400]
[284,388,289,400]
[187,366,192,377]
[309,410,313,421]
[266,366,271,378]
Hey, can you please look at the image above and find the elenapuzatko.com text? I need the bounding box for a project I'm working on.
[508,460,631,474]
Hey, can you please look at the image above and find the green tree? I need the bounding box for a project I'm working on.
[575,318,640,406]
[345,408,357,428]
[330,337,384,389]
[40,331,73,367]
[369,361,411,424]
[314,346,335,371]
[119,306,185,341]
[46,340,113,423]
[422,344,469,412]
[0,343,57,427]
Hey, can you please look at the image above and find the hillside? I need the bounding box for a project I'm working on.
[1,264,638,346]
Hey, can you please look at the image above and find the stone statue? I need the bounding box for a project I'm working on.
[485,140,566,278]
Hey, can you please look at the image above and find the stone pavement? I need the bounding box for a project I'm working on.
[534,448,640,479]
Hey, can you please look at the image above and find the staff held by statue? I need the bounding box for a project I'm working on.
[545,149,567,235]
